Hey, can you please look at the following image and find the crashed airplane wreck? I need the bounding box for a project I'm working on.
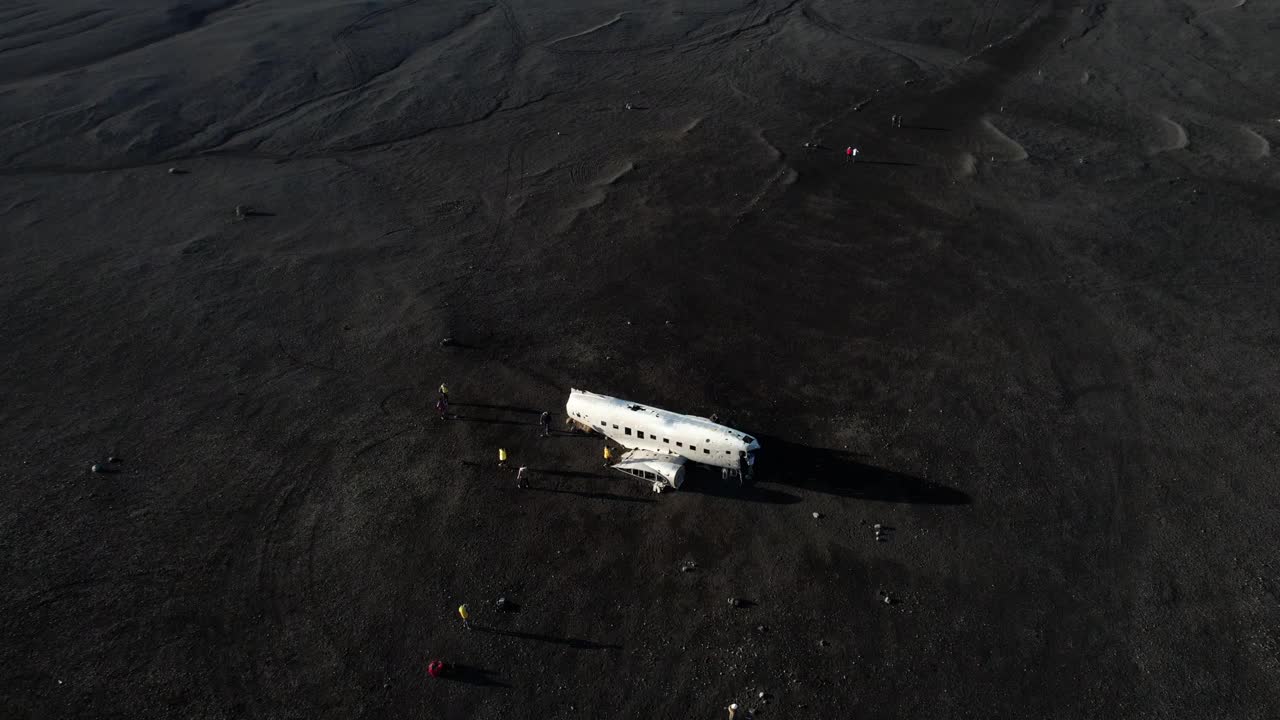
[564,389,760,491]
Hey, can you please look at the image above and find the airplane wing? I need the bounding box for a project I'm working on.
[612,450,688,490]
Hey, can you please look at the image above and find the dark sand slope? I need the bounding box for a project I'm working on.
[2,0,1279,718]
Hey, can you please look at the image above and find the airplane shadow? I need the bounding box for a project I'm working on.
[681,470,802,505]
[447,664,511,688]
[754,435,970,505]
[474,626,621,651]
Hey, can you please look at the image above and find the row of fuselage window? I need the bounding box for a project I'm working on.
[601,419,728,455]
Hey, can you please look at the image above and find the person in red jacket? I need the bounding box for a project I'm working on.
[427,660,447,678]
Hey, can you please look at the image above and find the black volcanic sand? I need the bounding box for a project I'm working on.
[3,1,1279,718]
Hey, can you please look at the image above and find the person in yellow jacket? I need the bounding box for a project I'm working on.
[458,603,471,630]
[602,445,612,467]
[498,448,508,468]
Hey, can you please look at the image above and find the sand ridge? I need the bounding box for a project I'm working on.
[1149,114,1189,153]
[1240,126,1270,158]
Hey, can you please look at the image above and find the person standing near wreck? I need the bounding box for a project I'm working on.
[539,411,551,437]
[602,445,612,467]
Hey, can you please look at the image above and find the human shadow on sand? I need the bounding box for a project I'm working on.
[530,468,655,503]
[452,414,530,426]
[475,626,620,651]
[533,468,612,480]
[548,428,601,440]
[535,486,654,503]
[857,160,920,167]
[754,435,970,505]
[451,402,541,414]
[447,664,511,688]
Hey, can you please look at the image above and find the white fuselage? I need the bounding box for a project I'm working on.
[565,389,760,472]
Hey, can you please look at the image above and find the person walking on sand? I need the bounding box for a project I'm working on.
[539,411,551,437]
[602,445,612,467]
[516,465,529,489]
[846,146,859,162]
[436,396,448,419]
[498,448,508,469]
[458,603,471,630]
